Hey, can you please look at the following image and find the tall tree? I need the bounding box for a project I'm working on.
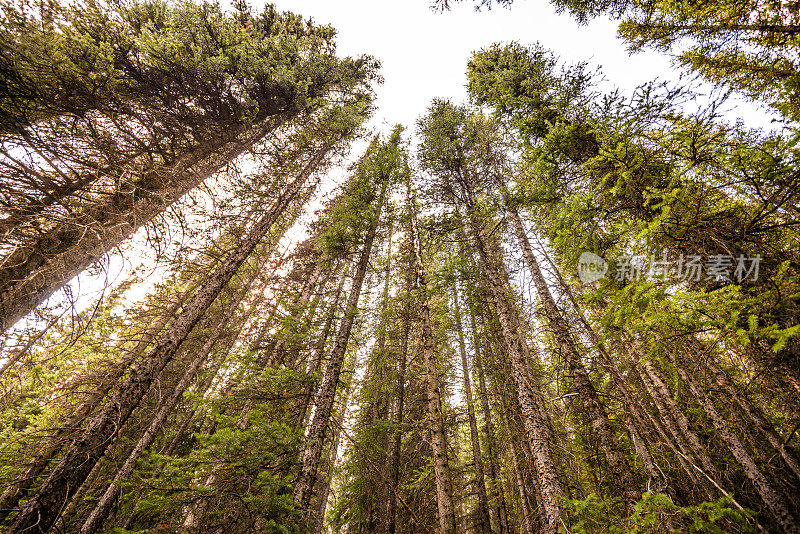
[0,0,378,333]
[452,284,492,534]
[293,128,399,514]
[407,183,459,534]
[6,105,364,533]
[419,100,565,534]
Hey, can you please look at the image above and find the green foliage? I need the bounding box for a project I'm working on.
[561,493,755,533]
[0,0,377,133]
[126,397,303,533]
[315,126,408,257]
[5,1,800,532]
[468,42,596,141]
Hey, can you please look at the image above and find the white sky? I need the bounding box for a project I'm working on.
[268,0,773,132]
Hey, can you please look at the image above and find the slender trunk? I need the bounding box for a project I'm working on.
[472,323,511,534]
[271,262,324,368]
[452,429,467,534]
[462,245,513,534]
[161,359,221,457]
[50,447,108,534]
[459,187,563,533]
[477,282,548,527]
[453,286,492,534]
[159,314,245,456]
[621,411,662,489]
[7,141,329,534]
[295,262,351,433]
[629,360,711,497]
[695,340,800,483]
[0,286,194,522]
[366,234,393,436]
[169,288,279,533]
[0,115,285,333]
[293,177,388,510]
[489,335,543,532]
[384,262,411,534]
[674,358,800,533]
[641,359,720,480]
[499,184,637,505]
[537,247,669,490]
[78,268,257,534]
[312,386,351,534]
[372,234,393,515]
[409,187,458,534]
[508,432,535,534]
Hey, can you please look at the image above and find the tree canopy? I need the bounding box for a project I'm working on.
[0,1,798,533]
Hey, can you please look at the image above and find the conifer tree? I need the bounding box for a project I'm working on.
[0,0,378,333]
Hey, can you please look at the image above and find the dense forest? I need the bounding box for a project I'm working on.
[0,0,798,532]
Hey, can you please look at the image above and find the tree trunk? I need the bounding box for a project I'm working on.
[453,285,492,534]
[0,115,285,333]
[7,141,330,534]
[312,384,352,534]
[536,247,670,491]
[508,431,536,534]
[459,186,563,534]
[270,261,324,368]
[472,319,512,534]
[409,186,458,534]
[695,339,800,483]
[675,357,800,533]
[77,265,259,534]
[295,261,351,433]
[488,331,544,533]
[628,360,711,498]
[641,359,720,481]
[498,182,638,505]
[384,256,411,534]
[0,285,193,522]
[293,176,388,510]
[50,447,108,534]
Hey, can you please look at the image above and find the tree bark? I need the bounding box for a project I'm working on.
[536,247,671,491]
[270,261,324,369]
[628,359,711,498]
[408,186,458,534]
[472,320,512,534]
[674,356,800,534]
[497,180,638,505]
[0,115,285,333]
[453,285,492,534]
[458,184,563,534]
[312,382,353,534]
[695,339,800,484]
[7,141,330,534]
[641,359,720,482]
[77,265,259,534]
[0,285,194,522]
[508,430,536,534]
[293,176,388,510]
[384,253,411,534]
[295,261,351,433]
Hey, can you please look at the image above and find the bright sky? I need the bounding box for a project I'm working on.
[268,0,771,131]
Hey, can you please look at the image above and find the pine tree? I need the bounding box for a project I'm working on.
[0,0,378,333]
